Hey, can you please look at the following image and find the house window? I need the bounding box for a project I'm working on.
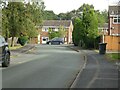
[113,16,120,24]
[45,28,48,32]
[118,16,120,22]
[42,28,48,32]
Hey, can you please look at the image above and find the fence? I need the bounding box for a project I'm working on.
[104,35,120,52]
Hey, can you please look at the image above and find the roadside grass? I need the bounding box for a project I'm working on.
[9,44,23,50]
[94,50,99,53]
[94,49,119,61]
[106,53,120,61]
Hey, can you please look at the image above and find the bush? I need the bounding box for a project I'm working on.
[18,36,28,46]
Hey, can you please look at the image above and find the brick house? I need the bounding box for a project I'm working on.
[104,3,120,52]
[108,4,120,36]
[37,20,73,44]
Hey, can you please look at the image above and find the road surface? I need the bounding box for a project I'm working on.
[2,45,84,88]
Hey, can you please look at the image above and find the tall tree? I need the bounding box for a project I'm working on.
[82,7,98,48]
[2,1,44,46]
[6,2,26,46]
[72,17,82,46]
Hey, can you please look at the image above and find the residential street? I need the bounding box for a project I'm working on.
[2,45,85,88]
[1,0,120,89]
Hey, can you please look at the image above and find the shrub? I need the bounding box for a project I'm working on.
[18,36,28,46]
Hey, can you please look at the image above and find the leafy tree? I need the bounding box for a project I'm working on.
[57,26,66,37]
[57,13,67,20]
[82,7,99,48]
[48,26,66,39]
[95,10,108,26]
[2,6,10,41]
[72,4,99,48]
[101,10,108,23]
[72,17,82,46]
[6,2,26,47]
[42,10,58,20]
[2,1,44,47]
[48,28,58,39]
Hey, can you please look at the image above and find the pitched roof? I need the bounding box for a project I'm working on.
[109,5,120,15]
[43,20,72,27]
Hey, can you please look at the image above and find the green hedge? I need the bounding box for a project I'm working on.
[18,36,28,46]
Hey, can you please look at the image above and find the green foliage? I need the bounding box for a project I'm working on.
[48,26,66,39]
[2,6,10,41]
[72,18,82,46]
[106,53,120,60]
[57,3,108,25]
[42,10,58,20]
[1,1,44,46]
[82,7,99,48]
[49,31,58,39]
[95,10,108,26]
[72,4,99,48]
[57,26,66,37]
[18,36,28,46]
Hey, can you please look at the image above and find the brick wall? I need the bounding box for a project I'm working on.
[109,17,120,35]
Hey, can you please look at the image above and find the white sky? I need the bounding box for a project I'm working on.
[43,0,119,14]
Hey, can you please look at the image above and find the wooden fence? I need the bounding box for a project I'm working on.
[104,35,120,52]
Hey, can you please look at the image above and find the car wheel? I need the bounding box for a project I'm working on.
[2,52,10,67]
[60,42,63,45]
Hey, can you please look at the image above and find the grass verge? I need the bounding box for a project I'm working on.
[9,45,23,50]
[106,53,120,61]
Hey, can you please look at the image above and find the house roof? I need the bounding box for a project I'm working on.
[98,23,108,29]
[109,5,120,15]
[42,20,72,27]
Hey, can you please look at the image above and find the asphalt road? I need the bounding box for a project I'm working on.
[2,45,84,88]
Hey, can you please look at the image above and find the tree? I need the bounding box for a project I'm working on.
[48,28,56,39]
[48,26,66,39]
[2,6,10,41]
[72,17,82,46]
[42,10,58,20]
[2,1,44,47]
[82,7,98,48]
[57,26,66,37]
[6,2,26,47]
[95,10,108,26]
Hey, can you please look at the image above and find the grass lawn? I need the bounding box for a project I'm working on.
[106,53,120,61]
[9,44,23,50]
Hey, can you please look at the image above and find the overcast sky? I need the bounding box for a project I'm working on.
[43,0,119,14]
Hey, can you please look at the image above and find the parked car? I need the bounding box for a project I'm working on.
[0,35,10,67]
[46,37,64,45]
